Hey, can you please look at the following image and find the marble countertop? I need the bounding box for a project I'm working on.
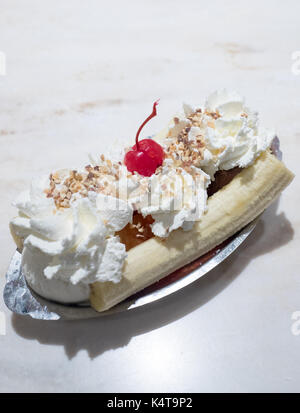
[0,0,299,392]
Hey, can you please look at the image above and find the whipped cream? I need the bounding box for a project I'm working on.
[126,161,209,237]
[86,156,210,238]
[204,90,274,171]
[10,175,130,303]
[167,90,275,179]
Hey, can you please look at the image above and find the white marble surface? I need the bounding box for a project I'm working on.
[0,0,300,393]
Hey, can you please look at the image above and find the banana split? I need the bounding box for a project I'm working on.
[9,91,294,311]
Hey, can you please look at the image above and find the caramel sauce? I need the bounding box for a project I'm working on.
[116,212,154,251]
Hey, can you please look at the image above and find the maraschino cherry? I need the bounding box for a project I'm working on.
[124,100,164,177]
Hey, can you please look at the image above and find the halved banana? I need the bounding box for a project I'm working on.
[90,150,294,312]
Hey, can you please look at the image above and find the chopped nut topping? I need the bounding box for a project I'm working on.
[45,155,122,209]
[165,110,207,172]
[163,107,224,173]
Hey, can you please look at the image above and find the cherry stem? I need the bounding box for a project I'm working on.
[135,99,160,150]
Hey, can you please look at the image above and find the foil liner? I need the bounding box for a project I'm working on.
[3,138,281,321]
[3,251,60,320]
